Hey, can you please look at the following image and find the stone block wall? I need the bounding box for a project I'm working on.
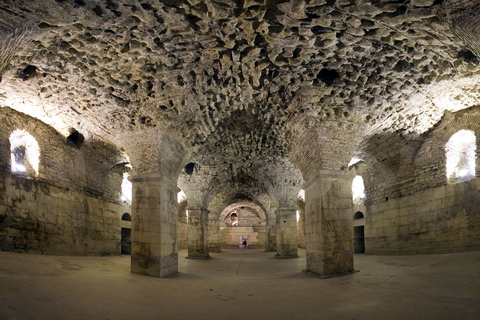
[366,178,480,254]
[177,200,188,250]
[220,226,265,248]
[361,107,480,255]
[0,108,129,255]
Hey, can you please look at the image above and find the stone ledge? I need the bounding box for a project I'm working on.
[274,253,299,259]
[185,255,211,260]
[302,269,359,279]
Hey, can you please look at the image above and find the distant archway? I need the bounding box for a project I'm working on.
[353,211,365,254]
[121,213,132,254]
[354,211,364,220]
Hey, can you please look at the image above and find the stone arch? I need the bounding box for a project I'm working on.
[351,143,400,205]
[414,107,480,189]
[218,200,268,249]
[354,211,364,220]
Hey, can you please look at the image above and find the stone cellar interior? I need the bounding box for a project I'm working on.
[1,0,480,319]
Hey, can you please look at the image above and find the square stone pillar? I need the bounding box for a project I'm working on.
[187,208,210,259]
[265,217,277,252]
[275,207,298,258]
[304,170,355,277]
[130,175,178,278]
[208,219,221,253]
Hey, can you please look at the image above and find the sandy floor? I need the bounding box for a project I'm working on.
[1,248,479,320]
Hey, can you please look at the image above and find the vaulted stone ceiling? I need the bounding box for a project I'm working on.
[1,0,480,206]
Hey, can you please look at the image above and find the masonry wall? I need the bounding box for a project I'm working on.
[177,200,188,250]
[361,107,480,255]
[366,179,480,254]
[221,207,266,248]
[0,108,128,255]
[220,226,266,248]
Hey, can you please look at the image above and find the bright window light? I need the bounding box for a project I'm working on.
[121,173,132,204]
[446,130,476,182]
[352,175,365,201]
[298,189,305,201]
[177,189,187,203]
[348,157,363,167]
[296,210,300,222]
[9,130,40,175]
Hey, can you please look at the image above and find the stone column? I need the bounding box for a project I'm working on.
[130,175,178,278]
[304,170,355,277]
[187,207,210,259]
[275,207,298,258]
[265,216,277,252]
[208,219,221,253]
[297,205,306,249]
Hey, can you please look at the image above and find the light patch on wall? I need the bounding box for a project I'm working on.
[352,175,365,201]
[433,96,466,113]
[298,189,305,201]
[348,157,363,167]
[9,129,40,175]
[445,130,476,182]
[3,98,73,138]
[121,172,132,204]
[296,210,300,222]
[177,189,187,203]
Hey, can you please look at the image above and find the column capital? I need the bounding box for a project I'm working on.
[186,207,209,213]
[275,207,297,215]
[303,169,354,189]
[129,174,177,188]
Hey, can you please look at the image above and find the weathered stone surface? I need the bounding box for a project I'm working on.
[1,0,480,276]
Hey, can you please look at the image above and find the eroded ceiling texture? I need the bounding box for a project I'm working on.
[1,0,480,209]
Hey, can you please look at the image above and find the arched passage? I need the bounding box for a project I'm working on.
[121,213,132,254]
[218,200,268,249]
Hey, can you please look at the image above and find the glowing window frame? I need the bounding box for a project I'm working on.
[352,175,365,201]
[445,130,476,183]
[121,172,132,204]
[9,129,40,176]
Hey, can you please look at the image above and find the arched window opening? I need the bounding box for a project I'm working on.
[122,213,131,221]
[298,189,305,201]
[354,211,364,220]
[352,175,365,201]
[11,146,26,173]
[231,212,238,227]
[121,173,132,204]
[446,130,476,183]
[354,226,365,254]
[177,189,187,203]
[9,129,40,176]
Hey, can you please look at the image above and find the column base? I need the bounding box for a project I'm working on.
[185,255,211,260]
[303,269,359,279]
[274,254,299,259]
